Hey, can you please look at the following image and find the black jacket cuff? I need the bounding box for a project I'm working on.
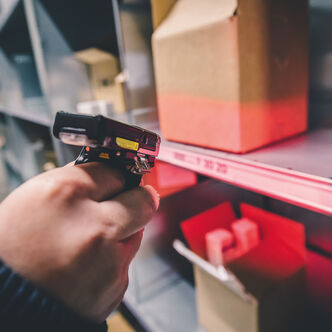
[0,259,107,332]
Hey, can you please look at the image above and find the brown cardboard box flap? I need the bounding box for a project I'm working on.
[229,240,306,300]
[152,0,241,103]
[74,48,125,112]
[180,202,237,259]
[151,0,178,30]
[153,0,237,38]
[240,203,306,261]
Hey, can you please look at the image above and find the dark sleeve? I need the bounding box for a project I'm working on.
[0,259,108,332]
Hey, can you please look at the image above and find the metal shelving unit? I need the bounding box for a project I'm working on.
[124,278,199,332]
[125,248,332,332]
[159,128,332,216]
[0,0,52,191]
[0,0,48,120]
[0,0,19,31]
[121,180,332,332]
[0,0,331,331]
[0,104,51,126]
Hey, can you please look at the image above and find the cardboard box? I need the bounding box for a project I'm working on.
[152,0,309,153]
[77,100,114,117]
[143,160,197,198]
[151,0,177,29]
[177,202,306,332]
[75,48,126,113]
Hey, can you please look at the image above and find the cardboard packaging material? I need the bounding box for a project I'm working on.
[177,202,307,332]
[77,100,114,117]
[206,218,260,266]
[231,218,260,253]
[206,228,235,266]
[152,0,309,153]
[75,48,126,113]
[151,0,177,29]
[143,160,197,198]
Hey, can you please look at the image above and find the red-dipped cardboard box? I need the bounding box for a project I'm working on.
[175,202,306,332]
[152,0,308,153]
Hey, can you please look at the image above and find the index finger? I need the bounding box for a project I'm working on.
[63,162,126,201]
[98,185,160,240]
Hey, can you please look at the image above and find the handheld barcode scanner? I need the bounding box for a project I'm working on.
[53,111,161,189]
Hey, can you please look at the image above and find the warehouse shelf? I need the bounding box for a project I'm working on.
[0,105,51,127]
[0,0,50,124]
[122,174,332,330]
[0,0,20,33]
[124,249,332,332]
[123,176,332,332]
[124,278,199,332]
[158,128,332,216]
[32,0,119,117]
[0,1,330,331]
[0,116,55,181]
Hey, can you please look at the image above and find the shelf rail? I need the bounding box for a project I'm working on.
[159,141,332,216]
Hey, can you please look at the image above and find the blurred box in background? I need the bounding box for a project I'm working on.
[152,0,309,153]
[179,202,307,332]
[143,160,197,198]
[75,48,126,113]
[151,0,177,29]
[77,100,114,117]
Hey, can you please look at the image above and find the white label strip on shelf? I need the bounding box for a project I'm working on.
[158,142,332,216]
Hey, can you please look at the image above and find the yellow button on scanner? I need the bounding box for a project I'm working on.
[116,137,139,151]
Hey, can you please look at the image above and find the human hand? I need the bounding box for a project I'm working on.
[0,162,159,322]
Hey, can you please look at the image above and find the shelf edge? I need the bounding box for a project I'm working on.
[159,142,332,216]
[0,107,51,127]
